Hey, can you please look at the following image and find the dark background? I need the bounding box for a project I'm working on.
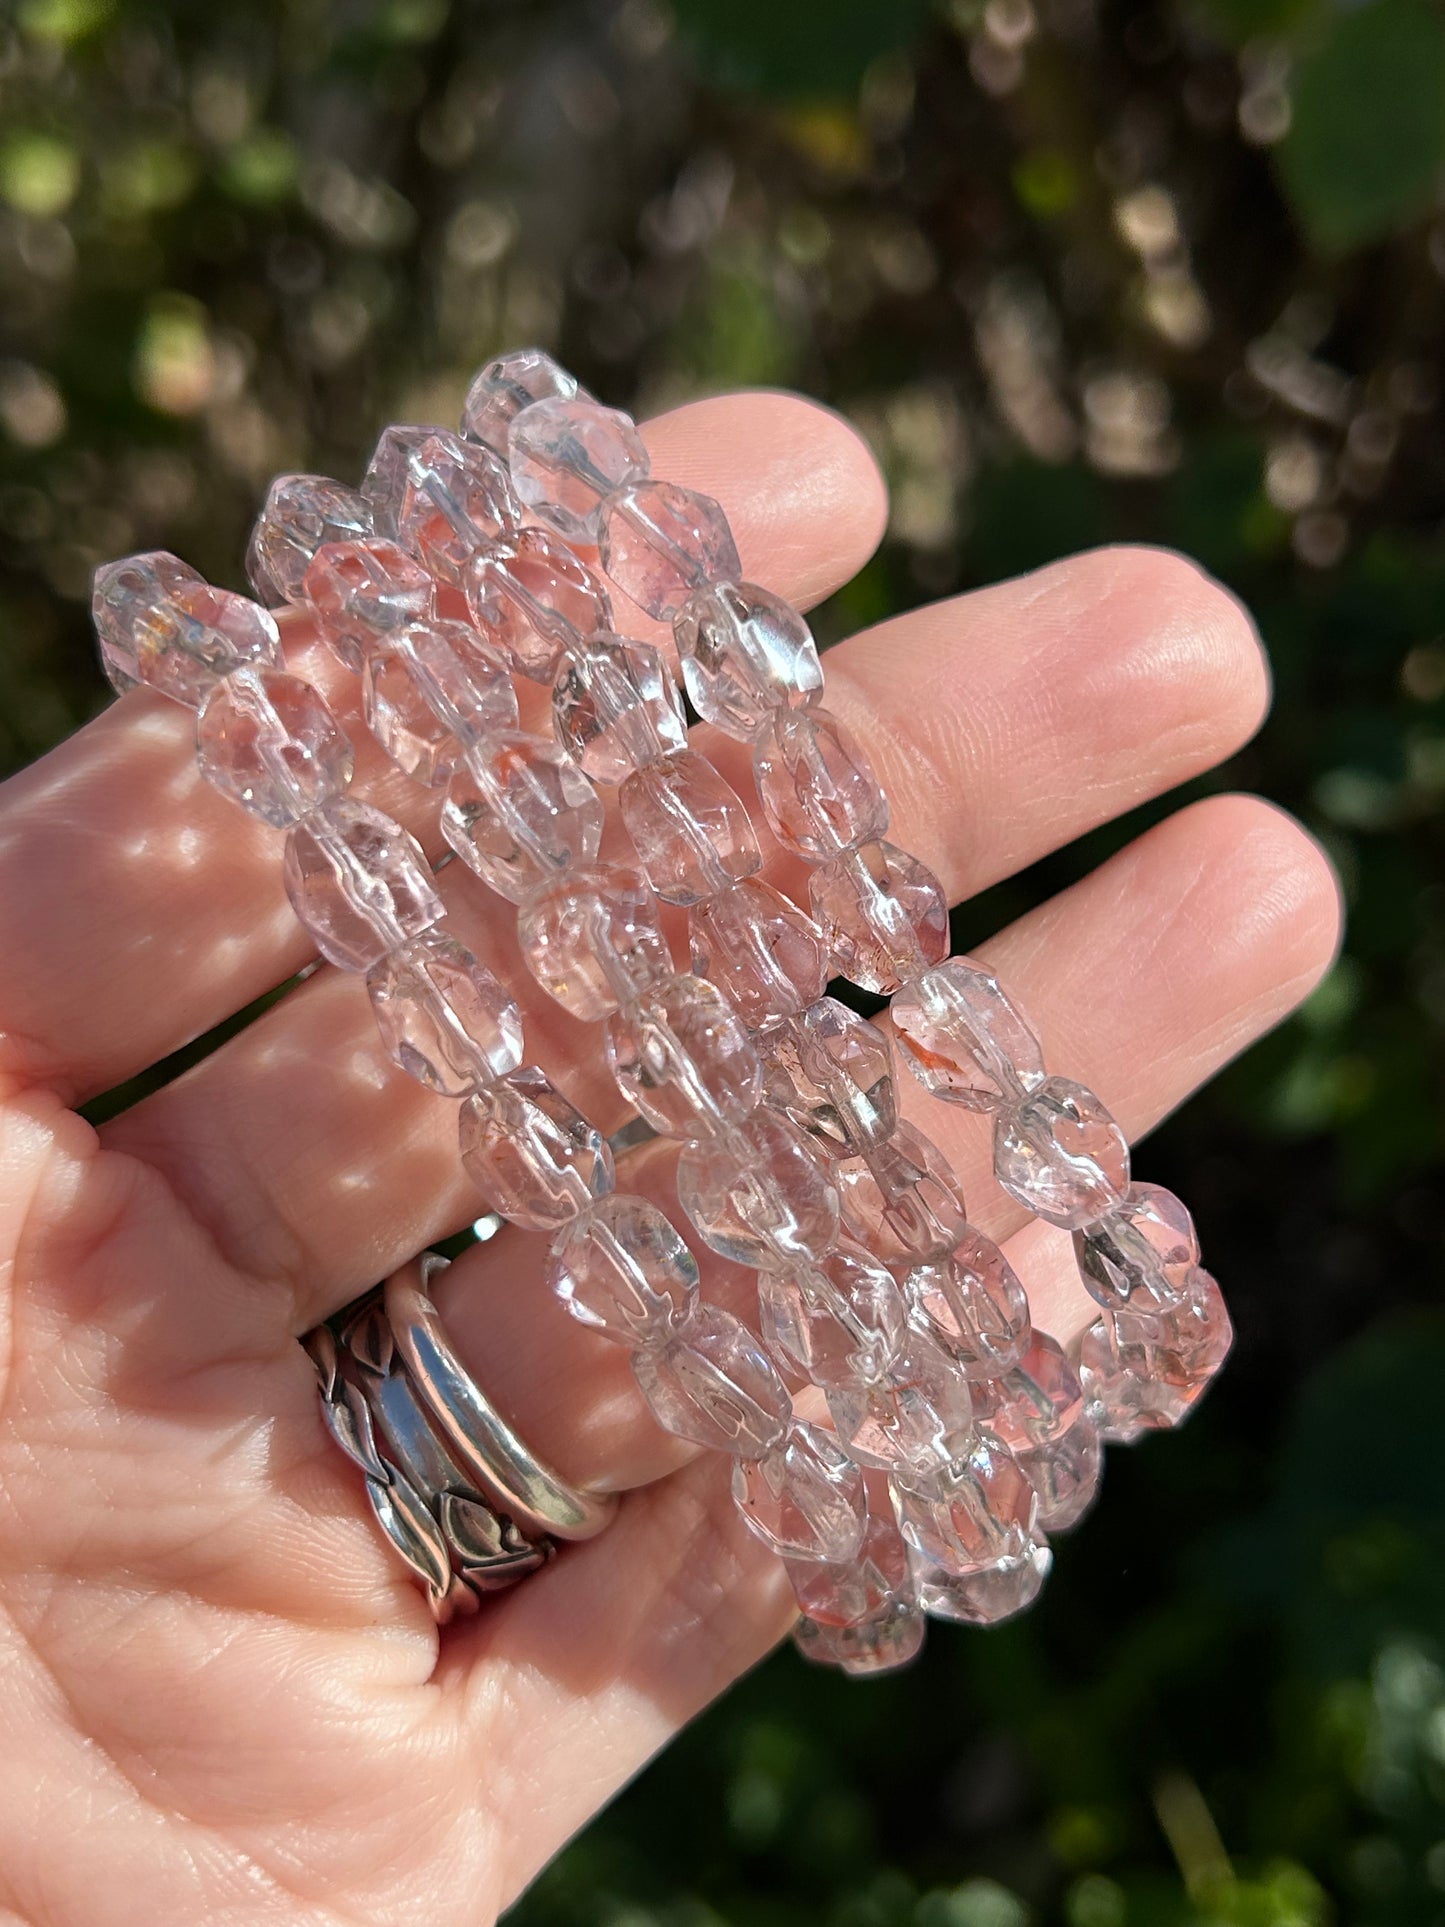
[3,0,1444,1920]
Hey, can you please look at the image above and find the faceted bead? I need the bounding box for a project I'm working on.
[620,749,762,906]
[196,666,353,827]
[441,734,603,903]
[834,1122,970,1264]
[366,927,523,1097]
[794,1600,926,1676]
[466,529,612,682]
[461,347,580,453]
[1073,1181,1199,1317]
[552,632,685,784]
[753,706,889,861]
[759,1240,905,1388]
[364,424,521,584]
[809,840,949,996]
[302,538,434,672]
[507,395,649,543]
[246,475,374,607]
[362,620,518,787]
[459,1065,614,1232]
[1077,1268,1232,1443]
[1017,1412,1103,1533]
[892,958,1047,1112]
[516,865,671,1021]
[676,1110,839,1268]
[733,1421,866,1563]
[902,1226,1031,1380]
[598,479,740,621]
[826,1328,972,1473]
[282,800,442,972]
[548,1193,699,1347]
[970,1331,1084,1452]
[891,1427,1042,1582]
[689,880,830,1030]
[674,579,823,739]
[758,996,896,1153]
[994,1075,1130,1230]
[605,975,761,1140]
[94,556,280,707]
[788,1499,913,1626]
[913,1541,1052,1626]
[632,1303,791,1459]
[93,551,200,693]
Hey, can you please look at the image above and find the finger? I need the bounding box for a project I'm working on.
[0,393,887,1103]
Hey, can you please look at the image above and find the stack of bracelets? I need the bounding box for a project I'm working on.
[91,348,1233,1676]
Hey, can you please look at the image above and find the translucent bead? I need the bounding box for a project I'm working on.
[794,1600,926,1676]
[442,734,604,903]
[548,1193,699,1347]
[892,958,1047,1112]
[674,579,823,739]
[689,879,829,1030]
[196,666,353,827]
[620,749,762,906]
[758,996,896,1153]
[93,551,199,693]
[364,425,522,584]
[632,1303,791,1459]
[552,632,685,783]
[809,840,949,995]
[366,927,523,1096]
[1077,1268,1232,1443]
[753,707,888,860]
[826,1327,972,1473]
[994,1075,1130,1230]
[912,1541,1052,1626]
[733,1420,866,1563]
[1073,1180,1199,1316]
[94,556,280,707]
[516,865,671,1021]
[1017,1412,1102,1534]
[834,1122,970,1264]
[901,1227,1031,1380]
[788,1499,912,1620]
[598,479,740,621]
[362,620,518,787]
[969,1331,1084,1452]
[459,1065,614,1231]
[282,800,442,972]
[605,975,761,1141]
[467,529,612,682]
[461,347,580,453]
[302,538,433,672]
[677,1110,839,1267]
[508,396,649,543]
[246,474,374,607]
[759,1240,905,1388]
[891,1428,1042,1583]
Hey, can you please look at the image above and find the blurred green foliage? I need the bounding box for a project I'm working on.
[2,0,1443,1921]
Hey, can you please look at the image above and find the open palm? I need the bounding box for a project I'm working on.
[0,393,1339,1925]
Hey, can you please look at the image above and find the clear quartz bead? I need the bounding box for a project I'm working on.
[246,475,374,607]
[892,958,1047,1112]
[891,1428,1046,1593]
[787,1498,913,1625]
[676,1109,840,1267]
[809,839,949,995]
[366,928,523,1096]
[516,864,671,1021]
[826,1327,973,1473]
[459,1065,614,1231]
[689,879,830,1030]
[1077,1267,1232,1442]
[508,396,649,543]
[620,749,762,906]
[794,1599,926,1676]
[548,1193,699,1347]
[196,666,354,827]
[674,579,823,739]
[759,1240,905,1388]
[302,538,434,672]
[552,632,686,783]
[282,800,442,972]
[93,550,199,692]
[442,734,604,903]
[753,706,889,860]
[913,1540,1052,1626]
[1018,1412,1103,1533]
[901,1226,1031,1380]
[461,348,580,453]
[364,424,521,583]
[969,1331,1084,1451]
[94,556,280,706]
[598,479,741,620]
[632,1303,792,1459]
[605,974,761,1140]
[994,1075,1130,1229]
[834,1122,970,1264]
[362,620,518,787]
[1073,1180,1199,1316]
[732,1420,866,1562]
[466,529,612,682]
[758,995,896,1153]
